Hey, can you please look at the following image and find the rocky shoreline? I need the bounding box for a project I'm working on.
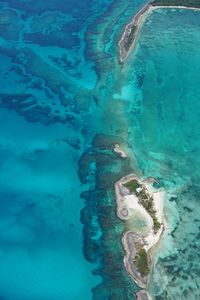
[118,3,150,62]
[122,231,148,288]
[115,173,165,299]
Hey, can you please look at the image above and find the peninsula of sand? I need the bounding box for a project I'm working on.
[115,173,165,299]
[119,0,200,62]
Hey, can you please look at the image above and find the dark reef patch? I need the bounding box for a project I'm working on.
[79,134,138,299]
[0,93,75,125]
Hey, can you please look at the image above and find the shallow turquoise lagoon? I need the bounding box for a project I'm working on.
[117,8,200,299]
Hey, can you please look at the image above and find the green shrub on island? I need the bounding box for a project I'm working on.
[139,195,161,233]
[138,189,148,200]
[134,248,149,277]
[124,25,137,52]
[152,216,161,232]
[123,179,141,193]
[138,194,151,210]
[124,180,161,232]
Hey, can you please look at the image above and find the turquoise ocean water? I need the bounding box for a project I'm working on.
[0,0,146,299]
[1,0,200,299]
[127,8,200,299]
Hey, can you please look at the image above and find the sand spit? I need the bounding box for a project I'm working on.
[118,4,150,62]
[113,144,128,158]
[119,2,200,62]
[136,289,150,300]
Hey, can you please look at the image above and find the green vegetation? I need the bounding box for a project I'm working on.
[124,25,137,52]
[138,189,148,200]
[123,0,200,58]
[151,0,200,8]
[123,179,161,232]
[123,179,141,193]
[152,216,161,232]
[134,248,149,276]
[138,194,161,233]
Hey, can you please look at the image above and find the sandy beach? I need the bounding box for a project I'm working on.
[124,194,154,229]
[115,173,166,296]
[114,144,128,158]
[150,5,200,12]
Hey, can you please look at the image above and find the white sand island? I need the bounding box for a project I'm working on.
[115,173,165,298]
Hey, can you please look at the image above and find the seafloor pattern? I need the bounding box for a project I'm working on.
[0,0,146,299]
[1,0,200,299]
